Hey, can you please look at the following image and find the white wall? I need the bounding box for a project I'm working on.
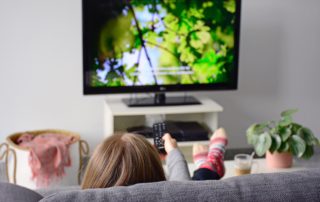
[203,0,320,147]
[0,0,319,150]
[0,0,104,148]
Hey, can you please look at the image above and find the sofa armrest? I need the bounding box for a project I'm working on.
[0,182,43,202]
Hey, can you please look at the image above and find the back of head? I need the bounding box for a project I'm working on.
[81,133,166,189]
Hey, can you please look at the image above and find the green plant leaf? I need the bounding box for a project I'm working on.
[278,117,292,127]
[279,109,297,127]
[246,123,266,135]
[246,124,257,136]
[246,132,258,145]
[291,123,302,134]
[269,134,282,153]
[301,145,314,160]
[269,127,277,135]
[289,135,306,158]
[278,127,291,142]
[254,132,272,157]
[280,109,298,118]
[278,142,290,152]
[298,127,318,145]
[246,123,267,146]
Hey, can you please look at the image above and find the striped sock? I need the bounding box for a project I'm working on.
[199,128,228,178]
[193,152,208,169]
[192,144,209,169]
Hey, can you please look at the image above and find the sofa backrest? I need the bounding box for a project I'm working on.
[40,168,320,202]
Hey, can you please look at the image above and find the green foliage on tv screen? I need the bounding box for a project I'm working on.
[90,0,237,87]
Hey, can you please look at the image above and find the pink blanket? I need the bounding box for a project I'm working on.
[17,133,75,187]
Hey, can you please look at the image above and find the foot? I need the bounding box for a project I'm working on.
[192,144,208,169]
[199,128,228,178]
[210,128,228,141]
[209,128,228,158]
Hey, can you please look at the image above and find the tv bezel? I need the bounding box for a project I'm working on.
[82,0,241,95]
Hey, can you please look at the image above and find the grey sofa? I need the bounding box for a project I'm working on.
[1,168,320,202]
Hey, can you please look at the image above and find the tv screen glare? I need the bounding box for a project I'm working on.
[83,0,241,94]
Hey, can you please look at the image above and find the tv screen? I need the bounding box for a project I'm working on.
[83,0,241,95]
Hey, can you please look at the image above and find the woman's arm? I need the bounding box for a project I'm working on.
[166,148,191,181]
[162,134,191,181]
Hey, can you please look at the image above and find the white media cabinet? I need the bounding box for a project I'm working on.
[104,96,223,161]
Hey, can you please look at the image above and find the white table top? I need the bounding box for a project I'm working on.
[187,158,307,179]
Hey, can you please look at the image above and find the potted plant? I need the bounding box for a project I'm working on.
[246,109,319,168]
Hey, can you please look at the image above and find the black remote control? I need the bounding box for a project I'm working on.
[153,122,167,154]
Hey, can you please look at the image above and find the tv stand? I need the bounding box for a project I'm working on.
[104,96,223,162]
[122,93,201,107]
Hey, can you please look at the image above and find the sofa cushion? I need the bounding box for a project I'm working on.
[40,168,320,202]
[0,182,43,202]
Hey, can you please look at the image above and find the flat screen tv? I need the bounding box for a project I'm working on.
[83,0,241,106]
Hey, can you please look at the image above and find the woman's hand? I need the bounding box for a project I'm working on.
[162,133,178,153]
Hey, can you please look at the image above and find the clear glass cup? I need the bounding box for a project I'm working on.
[234,154,253,176]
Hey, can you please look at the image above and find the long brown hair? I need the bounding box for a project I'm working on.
[81,133,166,189]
